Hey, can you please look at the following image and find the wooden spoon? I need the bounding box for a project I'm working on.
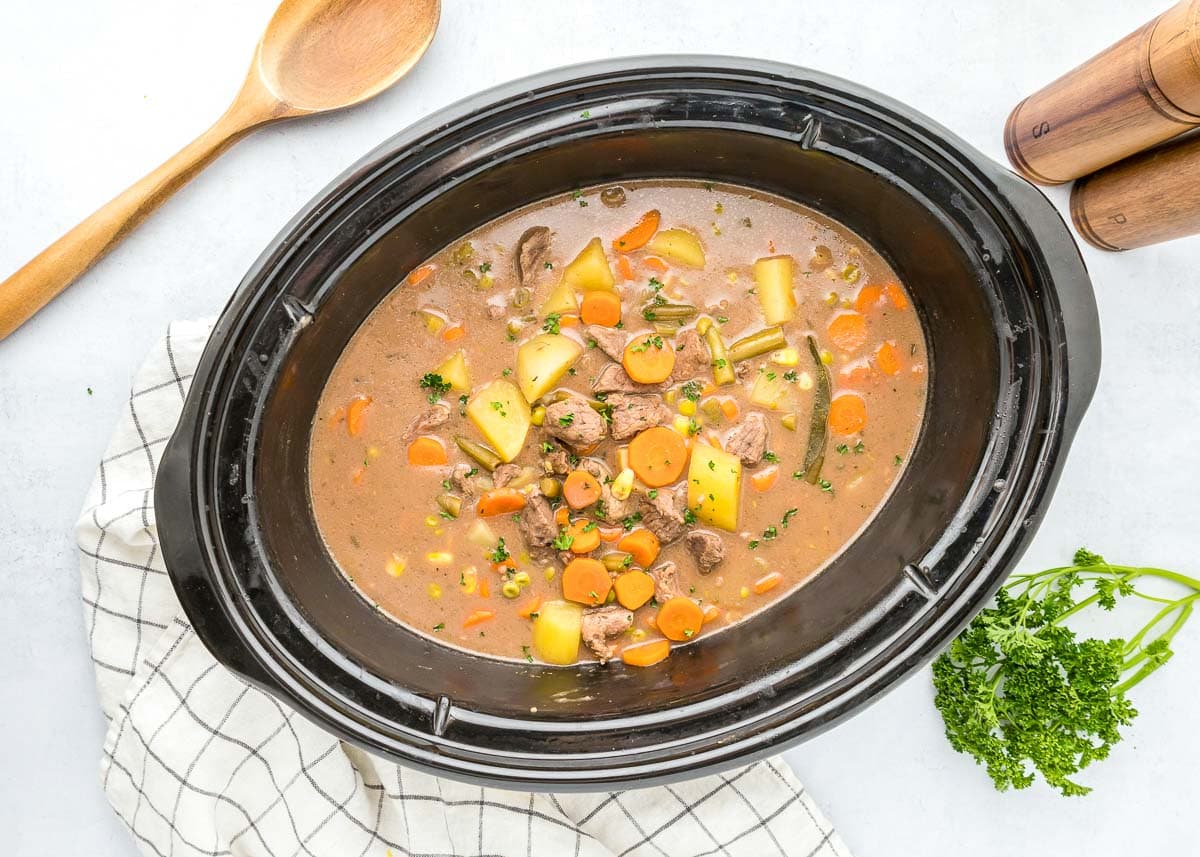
[0,0,440,341]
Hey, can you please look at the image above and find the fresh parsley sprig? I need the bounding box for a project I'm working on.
[932,548,1200,796]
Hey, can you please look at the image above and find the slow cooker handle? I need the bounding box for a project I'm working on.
[156,425,280,694]
[997,171,1102,442]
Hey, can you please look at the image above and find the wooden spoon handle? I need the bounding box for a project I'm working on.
[0,107,256,340]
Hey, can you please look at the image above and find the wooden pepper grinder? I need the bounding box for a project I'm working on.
[1005,0,1200,185]
[1071,131,1200,250]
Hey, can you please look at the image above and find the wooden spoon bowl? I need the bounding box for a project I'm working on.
[0,0,440,341]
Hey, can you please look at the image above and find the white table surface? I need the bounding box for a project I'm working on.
[3,1,1199,854]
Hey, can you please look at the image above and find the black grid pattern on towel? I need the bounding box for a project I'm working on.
[77,320,850,857]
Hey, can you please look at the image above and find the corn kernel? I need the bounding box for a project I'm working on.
[726,271,738,284]
[424,515,440,528]
[434,528,444,536]
[367,446,381,459]
[611,468,635,501]
[385,554,406,577]
[664,389,678,406]
[544,567,557,581]
[477,272,495,290]
[630,628,647,642]
[513,571,531,587]
[678,398,697,417]
[426,551,453,565]
[840,263,861,283]
[781,413,797,432]
[421,310,446,334]
[501,580,521,599]
[770,347,799,367]
[530,405,546,426]
[427,583,443,599]
[739,586,750,599]
[820,350,833,366]
[823,291,839,306]
[459,566,478,594]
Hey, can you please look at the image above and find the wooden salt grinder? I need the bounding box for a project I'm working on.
[1005,0,1200,185]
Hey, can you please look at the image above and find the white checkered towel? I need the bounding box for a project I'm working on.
[75,320,850,857]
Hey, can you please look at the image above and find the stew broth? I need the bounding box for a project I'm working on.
[309,180,927,666]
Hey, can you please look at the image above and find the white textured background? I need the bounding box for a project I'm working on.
[2,1,1198,854]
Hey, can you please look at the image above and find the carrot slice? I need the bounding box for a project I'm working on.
[517,595,542,619]
[701,604,721,623]
[628,426,688,487]
[621,639,671,667]
[657,597,704,642]
[442,324,466,342]
[839,364,873,387]
[463,609,495,628]
[479,579,491,599]
[563,470,603,509]
[565,519,602,554]
[617,254,635,282]
[749,465,779,492]
[643,256,669,273]
[562,557,612,606]
[884,282,909,311]
[554,506,571,527]
[719,398,740,421]
[346,395,372,437]
[558,314,580,328]
[477,488,528,517]
[827,312,868,352]
[407,264,436,286]
[875,341,903,376]
[351,467,366,486]
[612,209,661,252]
[829,394,867,435]
[854,284,883,313]
[598,525,624,542]
[623,334,676,384]
[618,529,661,568]
[407,436,447,466]
[580,291,623,327]
[613,570,656,610]
[752,571,783,594]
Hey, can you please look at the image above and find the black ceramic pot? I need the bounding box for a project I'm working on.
[156,57,1100,790]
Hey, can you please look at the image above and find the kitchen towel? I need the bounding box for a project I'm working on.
[75,319,850,857]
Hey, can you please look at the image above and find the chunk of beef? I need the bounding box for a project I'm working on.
[450,462,483,498]
[648,561,683,603]
[515,226,552,285]
[584,325,626,361]
[492,463,522,489]
[577,457,611,481]
[543,396,607,450]
[581,605,634,663]
[670,328,710,382]
[640,485,688,544]
[725,412,769,465]
[607,393,672,441]
[401,404,450,440]
[593,364,669,395]
[518,492,557,548]
[541,446,571,476]
[597,484,631,525]
[685,530,725,573]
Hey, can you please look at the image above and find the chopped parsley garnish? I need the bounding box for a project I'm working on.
[741,217,752,228]
[441,479,452,491]
[487,538,510,563]
[854,440,867,454]
[818,479,834,494]
[586,338,598,349]
[580,110,591,119]
[717,315,729,324]
[782,508,799,528]
[707,460,717,471]
[748,539,760,549]
[553,528,575,550]
[558,413,575,427]
[622,554,634,567]
[433,622,444,632]
[419,373,451,403]
[540,441,555,454]
[836,444,849,454]
[687,418,701,436]
[762,526,778,541]
[582,522,597,532]
[490,400,507,417]
[647,489,658,500]
[542,313,562,334]
[478,261,492,274]
[894,454,904,465]
[714,358,728,369]
[649,277,664,292]
[502,367,512,376]
[594,391,608,402]
[783,370,799,382]
[621,511,643,531]
[630,335,665,353]
[545,261,554,270]
[763,450,779,463]
[683,508,697,525]
[683,628,695,638]
[680,380,702,402]
[522,645,534,663]
[465,467,479,477]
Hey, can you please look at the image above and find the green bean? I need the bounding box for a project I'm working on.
[642,302,697,321]
[728,326,787,364]
[436,494,462,519]
[454,435,501,472]
[702,321,736,386]
[652,322,681,337]
[602,552,634,573]
[802,335,831,484]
